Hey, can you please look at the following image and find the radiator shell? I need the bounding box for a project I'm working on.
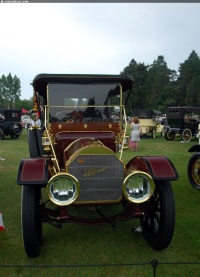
[64,139,124,204]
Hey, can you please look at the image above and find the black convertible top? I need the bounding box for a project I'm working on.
[31,73,134,98]
[166,106,200,118]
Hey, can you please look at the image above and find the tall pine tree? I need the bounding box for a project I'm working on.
[0,73,21,108]
[176,50,200,106]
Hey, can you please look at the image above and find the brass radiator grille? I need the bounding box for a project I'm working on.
[68,155,124,202]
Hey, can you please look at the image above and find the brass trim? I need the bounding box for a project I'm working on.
[44,101,60,173]
[29,125,42,131]
[122,170,155,204]
[64,141,124,170]
[57,130,117,136]
[120,106,127,159]
[48,104,121,108]
[51,158,59,172]
[47,172,80,206]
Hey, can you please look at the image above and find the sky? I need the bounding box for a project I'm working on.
[0,3,200,100]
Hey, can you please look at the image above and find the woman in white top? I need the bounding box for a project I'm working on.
[130,116,142,151]
[30,113,41,128]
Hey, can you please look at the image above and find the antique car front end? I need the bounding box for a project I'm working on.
[46,137,155,206]
[17,74,179,257]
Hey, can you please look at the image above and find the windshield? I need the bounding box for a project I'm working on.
[47,83,123,122]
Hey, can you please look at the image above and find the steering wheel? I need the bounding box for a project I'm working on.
[55,110,82,123]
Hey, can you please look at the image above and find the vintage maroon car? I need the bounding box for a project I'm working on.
[17,74,179,257]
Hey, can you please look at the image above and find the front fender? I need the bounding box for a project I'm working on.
[126,156,179,181]
[188,145,200,153]
[17,158,49,185]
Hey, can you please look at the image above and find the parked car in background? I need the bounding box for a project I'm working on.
[164,106,200,142]
[0,109,23,140]
[17,73,178,257]
[132,110,165,138]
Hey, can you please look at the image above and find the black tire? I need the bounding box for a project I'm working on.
[10,123,23,136]
[140,180,175,250]
[164,132,175,141]
[187,153,200,190]
[0,128,5,140]
[22,185,42,257]
[181,128,192,142]
[28,129,40,157]
[10,134,19,139]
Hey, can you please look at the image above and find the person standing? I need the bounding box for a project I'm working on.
[130,116,142,151]
[30,113,41,128]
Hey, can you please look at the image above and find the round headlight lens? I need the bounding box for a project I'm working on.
[123,171,155,203]
[47,173,80,206]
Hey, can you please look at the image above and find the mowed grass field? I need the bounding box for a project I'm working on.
[0,130,200,277]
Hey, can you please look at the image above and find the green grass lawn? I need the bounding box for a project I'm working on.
[0,131,200,277]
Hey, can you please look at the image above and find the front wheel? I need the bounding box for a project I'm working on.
[22,185,42,257]
[10,134,19,139]
[164,132,175,141]
[10,123,23,136]
[181,128,192,142]
[140,180,175,250]
[187,153,200,190]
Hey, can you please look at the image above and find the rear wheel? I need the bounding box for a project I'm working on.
[181,128,192,142]
[187,153,200,190]
[140,180,175,250]
[22,185,42,257]
[164,132,175,140]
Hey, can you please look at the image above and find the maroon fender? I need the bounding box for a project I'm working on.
[126,156,179,181]
[17,158,49,185]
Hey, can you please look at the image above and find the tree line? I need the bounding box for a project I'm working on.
[0,73,33,110]
[121,50,200,115]
[0,50,200,114]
